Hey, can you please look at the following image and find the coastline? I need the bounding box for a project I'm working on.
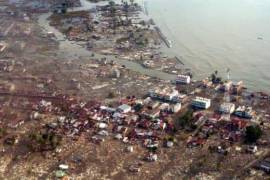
[1,0,270,178]
[37,1,177,81]
[37,0,270,95]
[144,0,270,93]
[38,0,188,79]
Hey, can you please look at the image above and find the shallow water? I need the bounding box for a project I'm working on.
[147,0,270,92]
[37,0,176,81]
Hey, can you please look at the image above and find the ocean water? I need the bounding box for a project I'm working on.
[147,0,270,92]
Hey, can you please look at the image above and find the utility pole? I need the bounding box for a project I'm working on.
[226,67,230,81]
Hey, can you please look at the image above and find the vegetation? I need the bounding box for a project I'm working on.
[165,136,177,143]
[245,125,262,143]
[107,92,116,99]
[210,70,222,84]
[176,110,194,129]
[148,146,158,153]
[28,130,62,151]
[134,103,143,112]
[109,1,116,15]
[109,1,115,6]
[0,128,7,138]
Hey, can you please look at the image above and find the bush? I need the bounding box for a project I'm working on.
[107,92,116,99]
[245,125,262,143]
[134,103,143,112]
[0,128,7,138]
[148,146,158,153]
[176,110,194,129]
[29,130,62,151]
[210,71,222,84]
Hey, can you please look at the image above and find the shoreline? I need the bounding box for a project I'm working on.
[144,0,270,93]
[37,0,179,81]
[1,0,270,178]
[37,0,270,96]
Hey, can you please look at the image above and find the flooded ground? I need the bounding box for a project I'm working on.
[38,0,270,93]
[37,0,176,81]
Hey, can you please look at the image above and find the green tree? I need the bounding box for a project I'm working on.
[109,1,115,6]
[245,125,262,143]
[210,70,222,84]
[148,146,157,153]
[29,130,62,151]
[107,92,116,99]
[0,128,7,138]
[176,110,194,129]
[134,103,143,112]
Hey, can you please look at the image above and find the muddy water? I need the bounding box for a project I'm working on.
[37,0,176,81]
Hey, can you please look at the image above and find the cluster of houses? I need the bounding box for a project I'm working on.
[24,92,183,162]
[188,110,251,147]
[2,71,267,172]
[26,83,256,155]
[50,10,91,41]
[215,81,244,94]
[191,95,255,119]
[96,2,141,15]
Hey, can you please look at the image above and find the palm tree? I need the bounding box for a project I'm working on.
[109,1,115,7]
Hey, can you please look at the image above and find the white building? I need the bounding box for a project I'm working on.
[159,103,170,110]
[100,106,116,113]
[225,81,233,91]
[148,87,179,102]
[117,104,132,113]
[219,103,235,114]
[159,103,181,113]
[164,89,179,101]
[175,75,191,84]
[170,103,182,113]
[192,97,211,109]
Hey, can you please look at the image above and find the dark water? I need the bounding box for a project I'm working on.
[147,0,270,92]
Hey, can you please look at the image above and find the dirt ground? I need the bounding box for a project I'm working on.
[1,0,270,179]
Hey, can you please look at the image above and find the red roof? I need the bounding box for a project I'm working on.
[232,118,248,129]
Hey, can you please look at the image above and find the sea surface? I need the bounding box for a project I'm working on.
[147,0,270,92]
